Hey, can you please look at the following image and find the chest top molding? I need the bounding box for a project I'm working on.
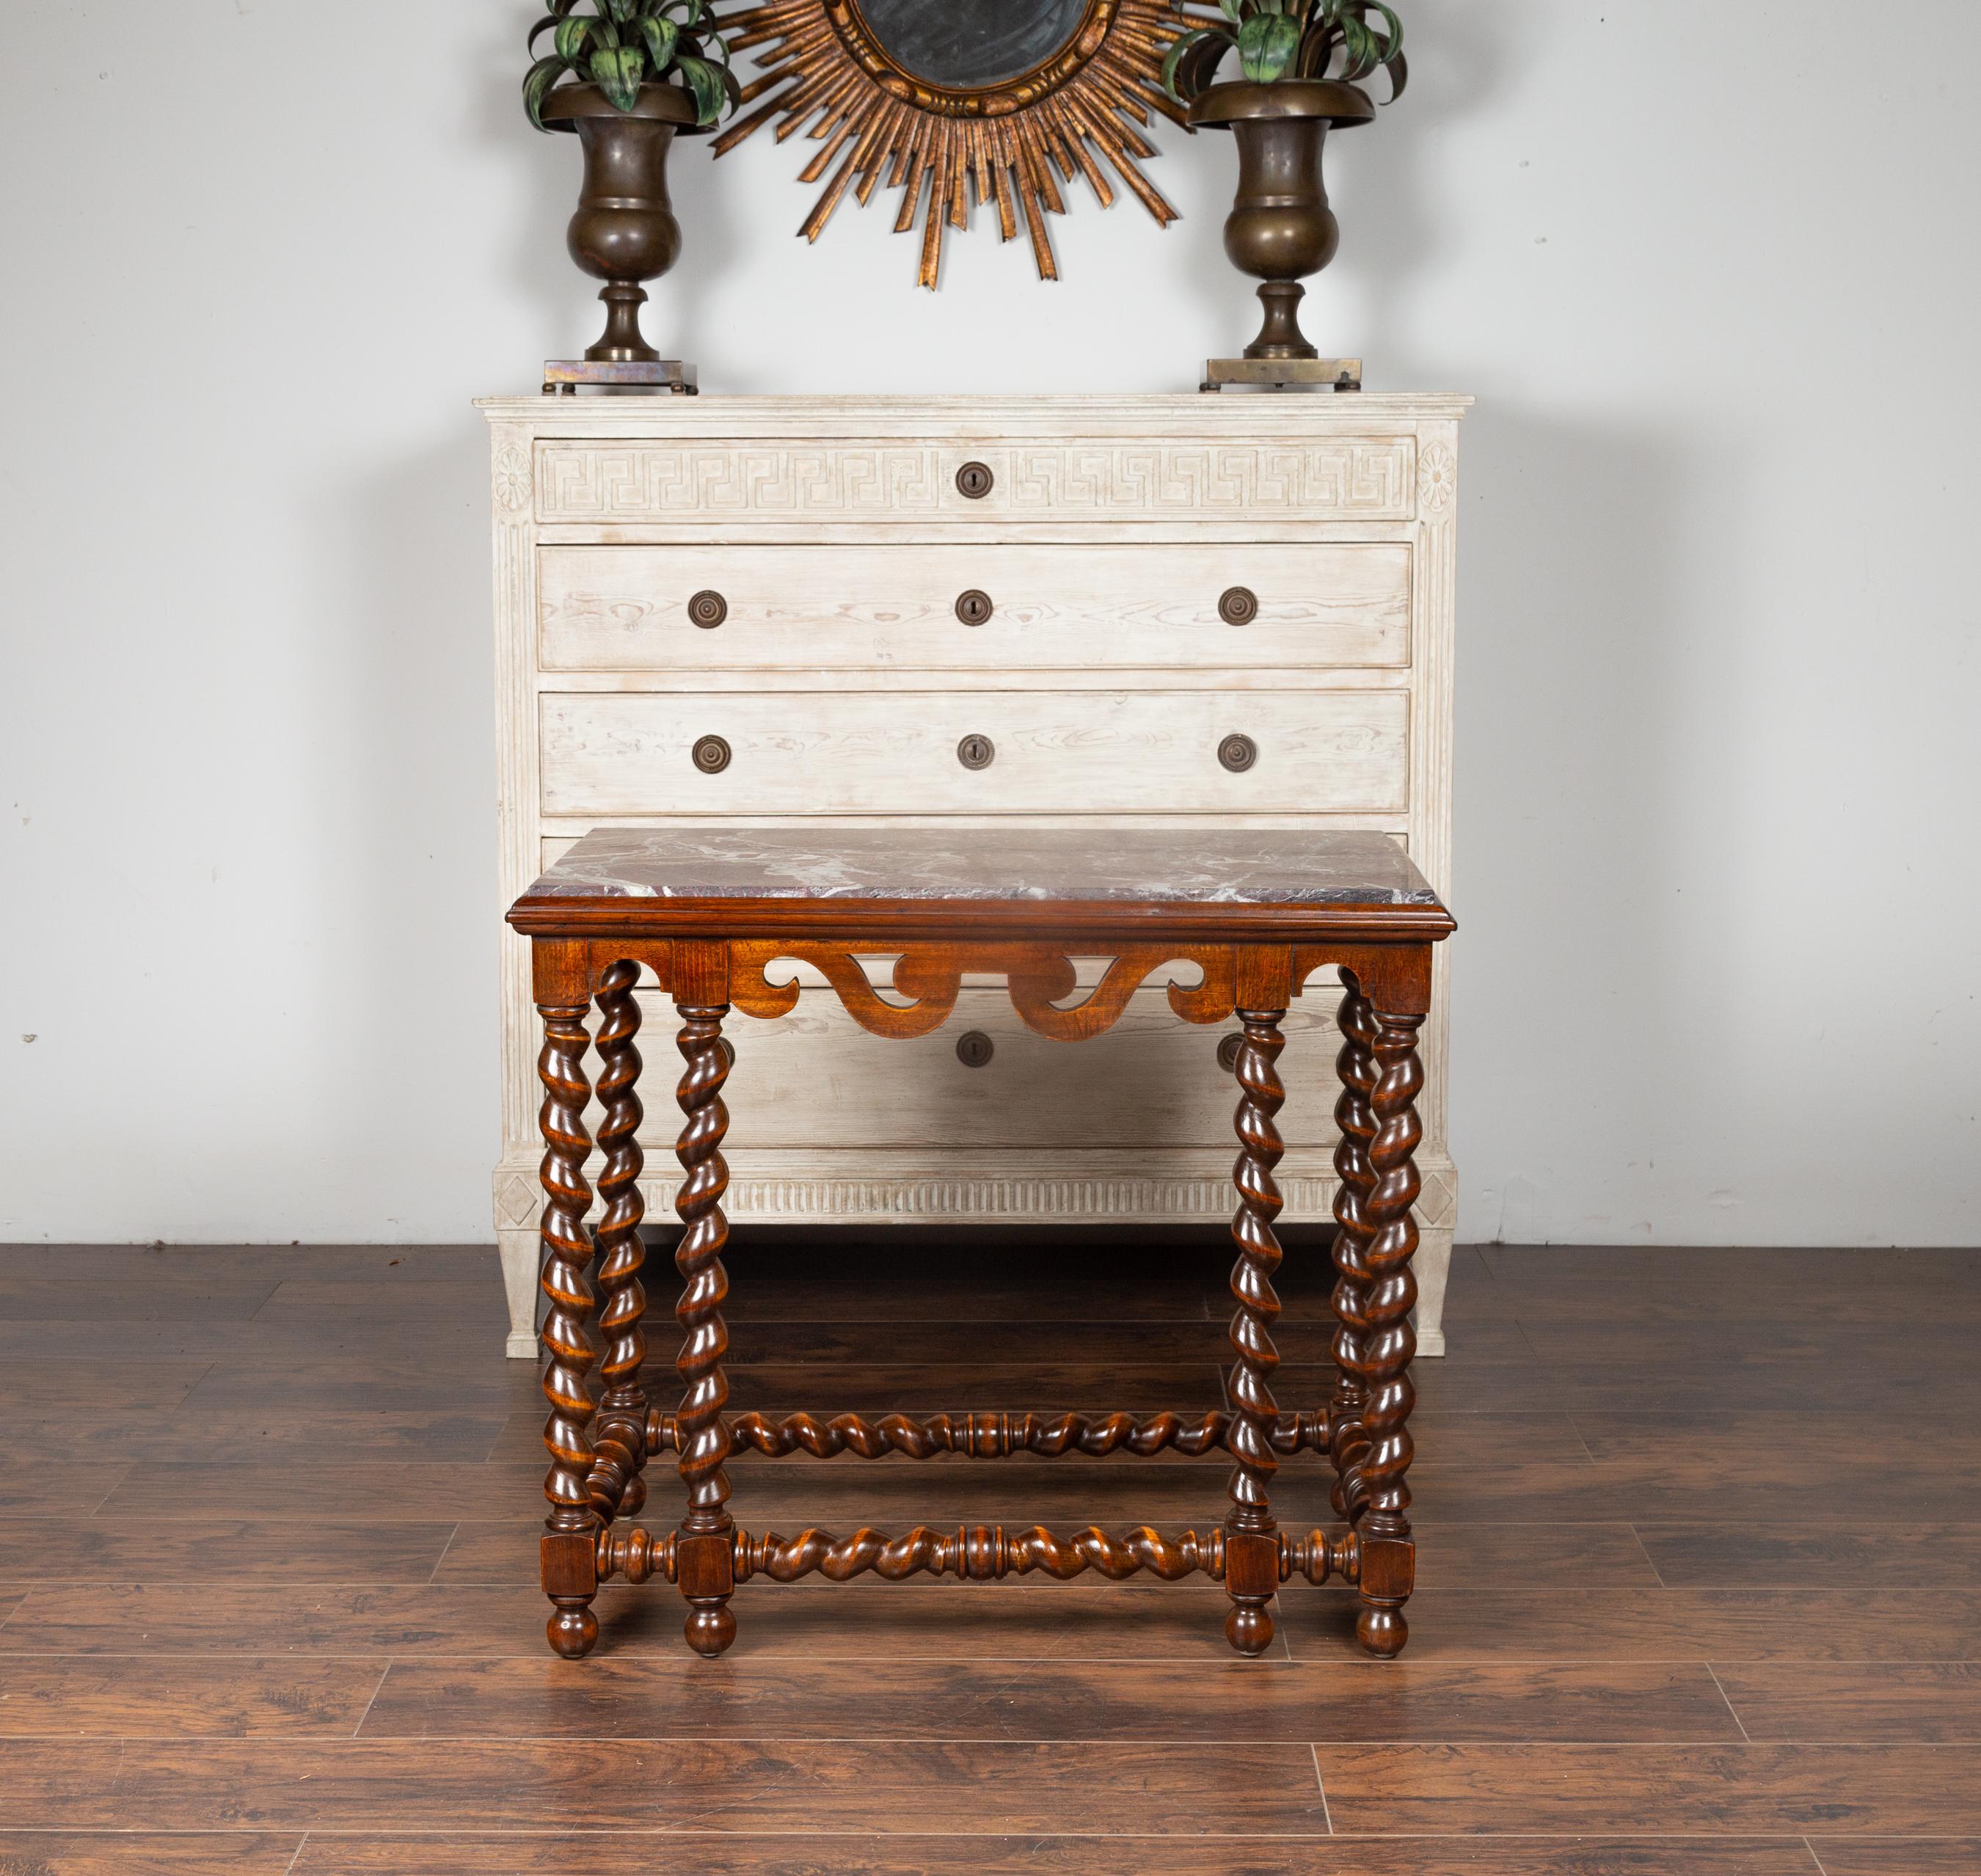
[477,393,1474,441]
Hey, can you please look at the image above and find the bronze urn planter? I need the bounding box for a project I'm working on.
[1188,79,1374,371]
[539,82,698,364]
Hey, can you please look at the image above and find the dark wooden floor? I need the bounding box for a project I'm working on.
[1,1233,1978,1874]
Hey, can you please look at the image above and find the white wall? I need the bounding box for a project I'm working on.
[2,0,1976,1247]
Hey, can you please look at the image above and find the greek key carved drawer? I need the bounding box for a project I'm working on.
[531,436,1419,525]
[538,541,1412,674]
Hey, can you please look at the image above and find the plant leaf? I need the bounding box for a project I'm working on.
[676,52,726,125]
[638,15,678,72]
[605,0,640,21]
[1237,12,1299,81]
[522,54,567,130]
[555,15,593,63]
[1382,46,1407,99]
[590,43,646,109]
[1162,26,1227,101]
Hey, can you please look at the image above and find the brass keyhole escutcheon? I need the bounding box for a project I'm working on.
[955,461,994,500]
[957,733,996,771]
[955,589,993,627]
[956,1030,995,1068]
[688,589,728,629]
[1219,734,1258,774]
[1218,1033,1244,1073]
[692,734,732,775]
[1219,585,1259,627]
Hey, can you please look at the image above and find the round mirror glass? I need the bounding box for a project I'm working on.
[852,0,1093,90]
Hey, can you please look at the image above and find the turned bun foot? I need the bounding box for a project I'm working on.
[547,1605,599,1658]
[1226,1601,1274,1656]
[1357,1603,1407,1657]
[685,1602,737,1657]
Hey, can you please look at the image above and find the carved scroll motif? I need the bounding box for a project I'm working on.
[728,940,1238,1043]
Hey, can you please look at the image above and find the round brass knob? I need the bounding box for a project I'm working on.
[955,461,994,500]
[688,590,727,629]
[955,589,993,627]
[1218,733,1258,774]
[957,733,996,772]
[956,1031,995,1068]
[692,734,732,775]
[1219,585,1259,627]
[1218,1033,1244,1073]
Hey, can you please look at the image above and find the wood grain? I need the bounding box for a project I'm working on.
[290,1839,1826,1876]
[0,1738,1330,1833]
[0,1660,387,1736]
[4,1237,1977,1861]
[0,1837,304,1875]
[1713,1663,1981,1740]
[539,541,1412,675]
[358,1655,1742,1742]
[1316,1742,1981,1833]
[539,687,1412,818]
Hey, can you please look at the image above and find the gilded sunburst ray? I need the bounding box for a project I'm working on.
[711,0,1223,287]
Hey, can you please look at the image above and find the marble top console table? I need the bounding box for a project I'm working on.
[509,825,1454,1660]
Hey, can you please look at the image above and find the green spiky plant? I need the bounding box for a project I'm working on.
[1162,0,1407,106]
[524,0,739,131]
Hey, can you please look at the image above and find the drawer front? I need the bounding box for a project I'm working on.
[616,985,1342,1153]
[539,542,1410,674]
[540,689,1409,817]
[533,437,1418,525]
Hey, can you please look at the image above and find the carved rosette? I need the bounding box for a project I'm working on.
[493,443,532,516]
[1418,441,1456,514]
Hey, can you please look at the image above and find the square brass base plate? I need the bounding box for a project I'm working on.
[1201,357,1362,393]
[544,359,698,395]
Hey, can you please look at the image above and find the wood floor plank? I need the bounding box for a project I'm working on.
[1806,1843,1981,1875]
[289,1835,1826,1875]
[1316,1742,1981,1833]
[360,1655,1739,1743]
[0,1659,389,1736]
[0,1834,304,1874]
[1714,1663,1981,1740]
[1280,1589,1981,1662]
[0,1582,1267,1660]
[0,1363,213,1416]
[0,1519,456,1586]
[1636,1525,1981,1587]
[0,1277,280,1322]
[93,1464,526,1523]
[0,1739,1330,1833]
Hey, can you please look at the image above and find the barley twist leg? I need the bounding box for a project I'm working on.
[674,1001,737,1657]
[588,959,648,1522]
[535,996,600,1660]
[1224,1006,1286,1657]
[1329,976,1379,1521]
[1357,1006,1425,1658]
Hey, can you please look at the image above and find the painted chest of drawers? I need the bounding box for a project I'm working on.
[481,395,1469,1357]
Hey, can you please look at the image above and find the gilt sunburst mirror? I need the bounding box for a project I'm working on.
[711,0,1218,285]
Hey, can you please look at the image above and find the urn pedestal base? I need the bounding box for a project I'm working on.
[1201,355,1363,394]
